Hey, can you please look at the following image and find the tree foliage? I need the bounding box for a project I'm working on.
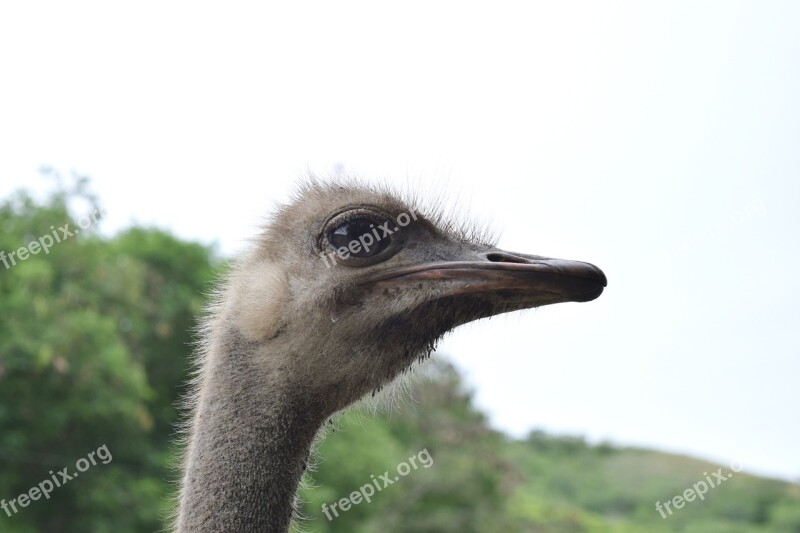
[0,181,217,531]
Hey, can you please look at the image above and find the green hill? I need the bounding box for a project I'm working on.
[298,361,800,532]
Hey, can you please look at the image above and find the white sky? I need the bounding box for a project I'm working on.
[1,1,798,481]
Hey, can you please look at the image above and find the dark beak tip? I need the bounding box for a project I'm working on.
[590,263,608,287]
[545,258,607,287]
[575,262,607,301]
[528,258,606,302]
[580,285,605,302]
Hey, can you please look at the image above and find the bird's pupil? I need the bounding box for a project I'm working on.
[329,218,390,258]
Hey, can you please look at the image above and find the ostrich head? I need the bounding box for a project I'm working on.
[221,179,606,418]
[178,177,607,532]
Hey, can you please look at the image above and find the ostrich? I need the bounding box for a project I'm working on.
[176,178,606,532]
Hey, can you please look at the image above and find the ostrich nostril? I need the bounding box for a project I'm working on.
[485,252,530,264]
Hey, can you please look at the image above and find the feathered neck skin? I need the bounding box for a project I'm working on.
[176,324,324,532]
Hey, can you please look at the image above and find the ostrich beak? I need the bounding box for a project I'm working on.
[361,250,607,307]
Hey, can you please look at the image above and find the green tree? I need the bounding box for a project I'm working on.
[0,180,218,532]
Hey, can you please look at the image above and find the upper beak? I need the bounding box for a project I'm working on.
[359,249,607,306]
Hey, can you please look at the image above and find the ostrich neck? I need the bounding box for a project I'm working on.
[177,329,324,532]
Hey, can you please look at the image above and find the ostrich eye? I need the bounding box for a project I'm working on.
[329,217,391,258]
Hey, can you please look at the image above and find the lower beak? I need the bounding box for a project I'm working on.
[360,250,607,306]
